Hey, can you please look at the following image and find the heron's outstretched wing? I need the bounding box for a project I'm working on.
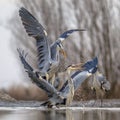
[50,29,86,59]
[59,80,68,92]
[61,57,98,94]
[50,29,86,71]
[58,29,86,42]
[17,48,33,72]
[19,7,51,70]
[17,48,58,97]
[27,70,58,97]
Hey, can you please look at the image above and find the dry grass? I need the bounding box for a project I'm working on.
[3,83,48,101]
[0,79,120,101]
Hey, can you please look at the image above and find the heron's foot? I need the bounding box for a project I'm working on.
[81,104,85,108]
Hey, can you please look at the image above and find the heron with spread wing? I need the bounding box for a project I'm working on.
[17,49,98,107]
[19,7,85,85]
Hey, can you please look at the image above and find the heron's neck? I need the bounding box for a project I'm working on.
[93,73,100,88]
[67,71,74,93]
[50,43,60,61]
[67,69,74,87]
[66,75,74,106]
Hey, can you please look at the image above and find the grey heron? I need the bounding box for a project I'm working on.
[91,71,111,106]
[63,63,84,106]
[19,7,85,85]
[17,49,98,107]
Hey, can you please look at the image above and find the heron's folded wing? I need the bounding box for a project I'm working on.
[19,7,51,70]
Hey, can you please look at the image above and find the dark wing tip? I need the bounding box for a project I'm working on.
[59,29,86,41]
[19,7,36,21]
[19,7,30,14]
[19,7,26,12]
[82,57,98,73]
[73,28,86,31]
[19,7,28,16]
[93,57,98,65]
[19,7,47,38]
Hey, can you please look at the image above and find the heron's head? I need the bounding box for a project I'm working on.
[96,72,111,91]
[102,81,111,92]
[57,41,67,58]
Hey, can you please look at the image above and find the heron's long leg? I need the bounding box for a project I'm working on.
[66,74,74,106]
[65,64,84,106]
[51,74,55,85]
[92,100,97,107]
[100,96,103,107]
[45,73,49,82]
[91,88,97,107]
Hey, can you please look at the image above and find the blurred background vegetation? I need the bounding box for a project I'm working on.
[0,0,120,101]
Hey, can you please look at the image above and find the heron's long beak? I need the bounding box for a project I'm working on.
[60,49,67,58]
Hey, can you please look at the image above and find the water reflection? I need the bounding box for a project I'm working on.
[0,108,120,120]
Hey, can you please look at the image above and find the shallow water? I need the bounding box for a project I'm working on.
[0,107,120,120]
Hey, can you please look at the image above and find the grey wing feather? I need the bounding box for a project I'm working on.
[17,48,33,72]
[19,7,51,70]
[17,48,57,97]
[59,80,68,92]
[27,70,58,97]
[61,71,89,95]
[19,7,45,37]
